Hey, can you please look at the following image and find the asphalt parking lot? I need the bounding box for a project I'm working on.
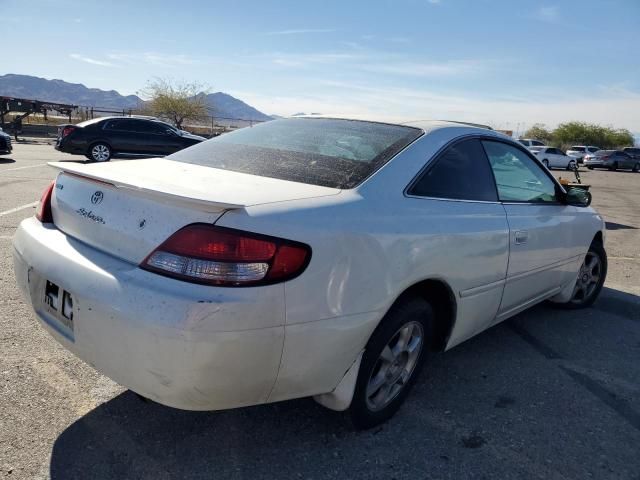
[1,141,639,480]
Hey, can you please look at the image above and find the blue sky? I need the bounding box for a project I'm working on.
[4,0,640,134]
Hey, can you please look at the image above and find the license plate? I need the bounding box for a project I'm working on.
[26,269,76,340]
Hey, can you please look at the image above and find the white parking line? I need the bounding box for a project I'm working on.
[0,201,38,217]
[1,163,49,172]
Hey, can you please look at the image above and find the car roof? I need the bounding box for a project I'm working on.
[283,116,512,143]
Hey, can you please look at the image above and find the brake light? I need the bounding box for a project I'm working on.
[35,180,55,223]
[141,224,311,286]
[61,126,76,137]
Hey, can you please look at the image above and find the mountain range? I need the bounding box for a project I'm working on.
[0,74,272,122]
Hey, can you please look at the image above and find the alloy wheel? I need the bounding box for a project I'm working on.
[91,144,110,162]
[571,252,602,305]
[365,321,424,412]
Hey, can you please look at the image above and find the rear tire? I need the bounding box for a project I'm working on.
[88,142,112,162]
[609,162,618,171]
[567,160,576,171]
[587,166,594,170]
[542,159,549,168]
[349,297,433,429]
[553,240,607,310]
[633,163,640,172]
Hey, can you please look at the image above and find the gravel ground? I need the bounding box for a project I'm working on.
[1,142,639,479]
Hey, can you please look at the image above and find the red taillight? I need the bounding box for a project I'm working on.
[141,224,311,286]
[61,126,76,138]
[602,156,609,160]
[35,181,55,223]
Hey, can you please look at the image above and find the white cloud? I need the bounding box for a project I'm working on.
[69,54,115,67]
[106,52,196,67]
[269,52,360,68]
[265,29,334,35]
[361,59,482,77]
[267,51,486,78]
[235,82,640,132]
[535,6,559,22]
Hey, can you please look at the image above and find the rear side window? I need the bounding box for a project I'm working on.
[571,146,586,152]
[409,139,497,202]
[169,118,422,189]
[588,147,599,153]
[531,140,545,146]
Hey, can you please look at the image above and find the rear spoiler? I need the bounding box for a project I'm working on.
[48,161,245,212]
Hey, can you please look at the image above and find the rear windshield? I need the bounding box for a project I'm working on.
[168,118,423,188]
[76,117,109,127]
[570,146,585,152]
[625,148,640,154]
[596,150,615,156]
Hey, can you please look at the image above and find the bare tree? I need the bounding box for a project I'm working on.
[140,78,208,129]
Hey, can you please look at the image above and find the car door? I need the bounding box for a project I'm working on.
[406,137,509,342]
[618,152,634,169]
[102,119,139,154]
[482,140,580,323]
[548,148,565,168]
[150,124,184,155]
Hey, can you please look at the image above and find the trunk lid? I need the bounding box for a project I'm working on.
[49,158,340,264]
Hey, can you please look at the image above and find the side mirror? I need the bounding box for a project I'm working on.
[564,186,592,207]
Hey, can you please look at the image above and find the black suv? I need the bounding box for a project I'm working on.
[55,116,206,162]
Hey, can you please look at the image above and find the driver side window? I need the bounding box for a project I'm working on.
[482,141,558,203]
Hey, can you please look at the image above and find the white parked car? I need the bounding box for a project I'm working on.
[529,146,577,170]
[566,145,600,163]
[13,118,606,428]
[517,138,546,148]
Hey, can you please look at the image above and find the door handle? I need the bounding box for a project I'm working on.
[514,230,528,245]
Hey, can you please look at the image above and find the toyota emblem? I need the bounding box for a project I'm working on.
[91,191,104,205]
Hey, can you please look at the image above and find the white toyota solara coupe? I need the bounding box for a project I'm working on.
[13,118,606,428]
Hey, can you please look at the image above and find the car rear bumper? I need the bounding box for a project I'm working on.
[584,160,605,167]
[12,217,286,411]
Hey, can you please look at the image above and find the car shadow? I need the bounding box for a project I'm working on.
[0,157,16,164]
[49,286,640,479]
[605,221,637,230]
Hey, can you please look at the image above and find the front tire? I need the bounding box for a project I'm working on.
[542,159,549,169]
[349,297,432,429]
[567,160,576,171]
[88,143,112,162]
[555,240,607,309]
[633,162,640,172]
[609,162,618,171]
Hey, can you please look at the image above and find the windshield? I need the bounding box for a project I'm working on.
[169,118,423,188]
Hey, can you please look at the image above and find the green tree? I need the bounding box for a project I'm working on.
[553,121,634,149]
[140,78,208,129]
[523,124,553,143]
